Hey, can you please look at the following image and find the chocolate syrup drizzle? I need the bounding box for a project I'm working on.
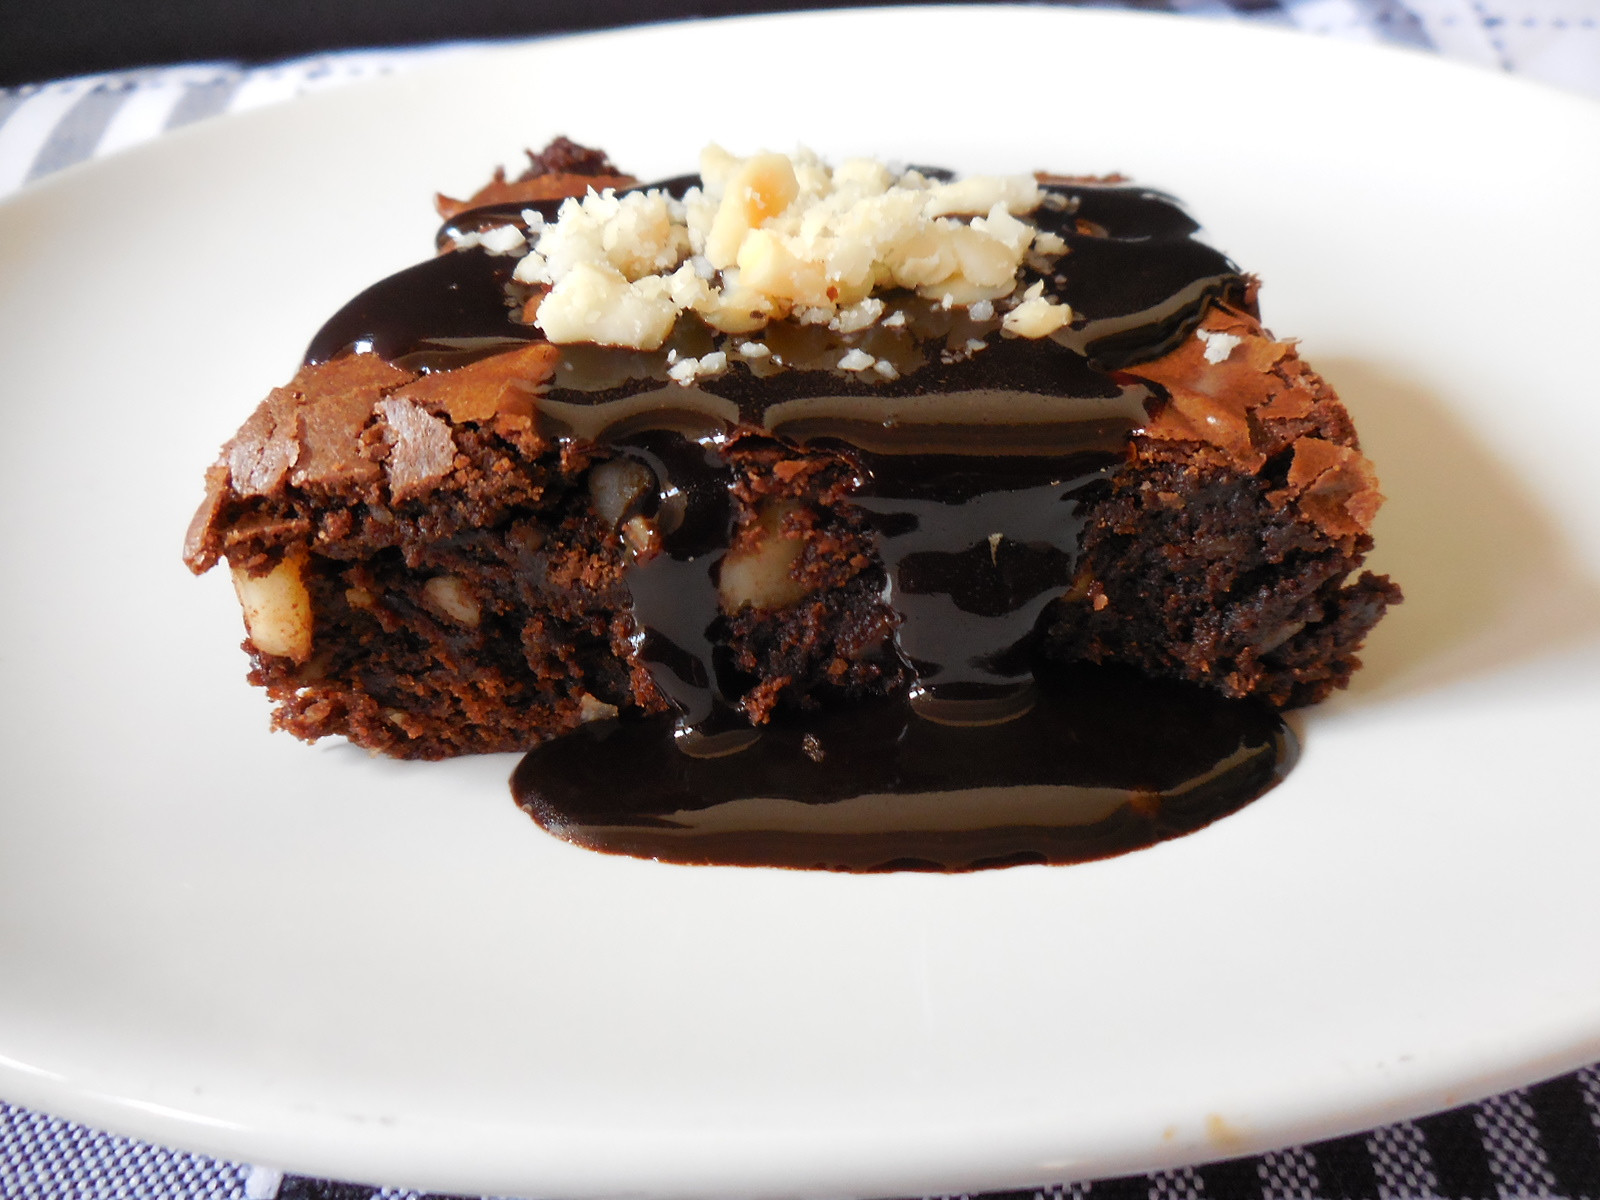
[512,662,1295,871]
[307,171,1296,872]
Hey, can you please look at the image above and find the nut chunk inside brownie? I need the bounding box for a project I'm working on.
[184,139,1399,759]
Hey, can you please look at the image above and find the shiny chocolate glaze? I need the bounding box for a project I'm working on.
[512,662,1295,872]
[307,170,1292,871]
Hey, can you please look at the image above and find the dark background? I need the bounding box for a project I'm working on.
[0,0,1019,87]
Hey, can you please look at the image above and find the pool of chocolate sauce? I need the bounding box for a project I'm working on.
[513,663,1295,872]
[308,170,1296,871]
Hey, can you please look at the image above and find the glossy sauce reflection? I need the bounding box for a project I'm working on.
[512,664,1295,872]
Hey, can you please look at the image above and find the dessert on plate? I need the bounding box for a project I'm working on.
[184,138,1399,869]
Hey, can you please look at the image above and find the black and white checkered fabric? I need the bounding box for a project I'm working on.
[0,0,1596,201]
[2,4,1598,1197]
[6,1064,1600,1197]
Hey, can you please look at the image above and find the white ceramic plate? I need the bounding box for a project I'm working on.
[3,8,1599,1198]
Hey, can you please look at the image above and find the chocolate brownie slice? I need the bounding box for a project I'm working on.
[184,141,1397,760]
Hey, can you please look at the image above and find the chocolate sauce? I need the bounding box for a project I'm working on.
[306,170,1293,871]
[512,663,1295,872]
[304,245,539,371]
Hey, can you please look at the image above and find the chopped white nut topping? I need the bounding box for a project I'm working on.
[923,176,1042,218]
[667,350,729,385]
[518,187,689,285]
[477,224,527,256]
[1196,327,1243,364]
[512,144,1076,349]
[706,152,801,268]
[1001,280,1074,339]
[838,348,876,371]
[831,297,885,333]
[536,262,679,351]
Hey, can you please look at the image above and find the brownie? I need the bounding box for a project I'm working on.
[1058,298,1401,708]
[184,141,1398,760]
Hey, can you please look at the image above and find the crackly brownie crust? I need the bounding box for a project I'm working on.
[1042,300,1400,707]
[184,349,654,757]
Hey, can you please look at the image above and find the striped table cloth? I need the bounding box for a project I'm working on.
[1,0,1596,198]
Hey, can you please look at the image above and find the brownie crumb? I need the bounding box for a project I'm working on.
[521,136,621,179]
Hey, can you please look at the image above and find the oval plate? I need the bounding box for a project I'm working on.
[1,8,1599,1197]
